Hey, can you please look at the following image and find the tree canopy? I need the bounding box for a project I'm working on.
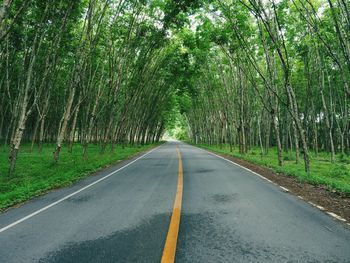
[0,0,349,175]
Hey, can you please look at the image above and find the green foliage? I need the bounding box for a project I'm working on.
[1,0,350,204]
[162,0,203,29]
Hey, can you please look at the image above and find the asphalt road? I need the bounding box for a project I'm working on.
[0,141,350,262]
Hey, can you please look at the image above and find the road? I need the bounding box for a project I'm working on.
[0,141,349,262]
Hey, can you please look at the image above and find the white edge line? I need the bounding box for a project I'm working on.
[326,212,347,222]
[308,201,325,211]
[279,186,290,192]
[309,201,319,209]
[193,145,348,223]
[0,144,163,234]
[316,205,325,211]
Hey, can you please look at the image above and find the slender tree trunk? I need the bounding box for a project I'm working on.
[258,118,264,157]
[68,104,80,153]
[53,87,76,162]
[0,0,11,35]
[8,48,38,175]
[272,113,283,166]
[30,116,40,152]
[38,116,46,154]
[291,119,300,164]
[83,78,102,158]
[8,89,31,176]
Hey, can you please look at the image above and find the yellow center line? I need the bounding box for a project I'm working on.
[161,145,183,263]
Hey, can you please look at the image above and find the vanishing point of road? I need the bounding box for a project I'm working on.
[0,141,350,262]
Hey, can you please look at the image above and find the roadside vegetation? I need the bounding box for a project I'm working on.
[173,0,350,194]
[196,144,350,194]
[0,0,195,177]
[0,0,185,209]
[0,143,158,210]
[0,0,349,204]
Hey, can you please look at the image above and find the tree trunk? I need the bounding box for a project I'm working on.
[38,116,46,154]
[68,103,80,153]
[272,113,283,166]
[53,87,76,162]
[30,116,40,152]
[8,42,38,175]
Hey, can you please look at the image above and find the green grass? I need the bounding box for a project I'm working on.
[0,143,160,210]
[195,144,350,194]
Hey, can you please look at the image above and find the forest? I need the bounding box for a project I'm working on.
[0,0,349,207]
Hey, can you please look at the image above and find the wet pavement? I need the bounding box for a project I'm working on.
[1,142,350,262]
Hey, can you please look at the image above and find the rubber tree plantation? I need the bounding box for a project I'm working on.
[0,0,349,207]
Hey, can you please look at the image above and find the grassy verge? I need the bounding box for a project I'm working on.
[0,143,160,210]
[194,144,350,194]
